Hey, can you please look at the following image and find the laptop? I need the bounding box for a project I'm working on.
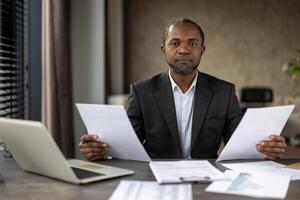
[0,118,134,184]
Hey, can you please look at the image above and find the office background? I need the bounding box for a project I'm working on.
[124,0,300,97]
[1,0,299,158]
[107,0,300,159]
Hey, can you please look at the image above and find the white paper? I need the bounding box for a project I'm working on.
[109,180,192,200]
[217,105,294,161]
[222,161,300,181]
[76,104,151,162]
[205,170,290,199]
[149,160,226,184]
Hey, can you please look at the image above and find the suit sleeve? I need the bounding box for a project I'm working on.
[223,85,243,144]
[127,84,146,143]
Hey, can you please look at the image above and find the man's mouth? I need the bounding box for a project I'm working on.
[176,59,192,63]
[175,57,193,62]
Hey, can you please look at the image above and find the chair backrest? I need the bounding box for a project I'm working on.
[241,87,273,103]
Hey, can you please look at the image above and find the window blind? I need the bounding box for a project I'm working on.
[0,0,28,118]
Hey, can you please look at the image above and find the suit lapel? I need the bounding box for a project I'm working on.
[153,73,181,156]
[191,72,213,149]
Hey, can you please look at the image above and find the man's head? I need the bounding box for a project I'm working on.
[161,18,205,75]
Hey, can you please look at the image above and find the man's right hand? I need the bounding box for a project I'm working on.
[79,134,109,161]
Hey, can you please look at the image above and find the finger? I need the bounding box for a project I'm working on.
[259,141,287,148]
[263,152,279,159]
[256,145,283,158]
[259,146,285,154]
[89,150,109,161]
[89,155,102,161]
[79,141,109,149]
[264,155,276,160]
[80,134,99,142]
[80,147,106,154]
[84,152,98,160]
[262,152,282,160]
[269,135,285,142]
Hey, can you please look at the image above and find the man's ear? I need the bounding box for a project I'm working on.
[201,45,206,55]
[161,45,165,54]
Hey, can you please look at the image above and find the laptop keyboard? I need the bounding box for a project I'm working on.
[71,167,105,179]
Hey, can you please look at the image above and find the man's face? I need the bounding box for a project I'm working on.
[161,22,205,75]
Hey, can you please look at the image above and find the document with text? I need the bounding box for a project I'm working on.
[149,160,227,184]
[76,104,151,162]
[217,105,294,161]
[109,180,192,200]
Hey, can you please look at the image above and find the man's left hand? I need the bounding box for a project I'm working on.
[256,135,287,160]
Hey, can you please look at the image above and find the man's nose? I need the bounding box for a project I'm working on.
[178,42,190,54]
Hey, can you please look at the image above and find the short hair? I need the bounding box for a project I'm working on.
[161,18,205,47]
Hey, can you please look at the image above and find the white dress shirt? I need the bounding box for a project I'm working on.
[168,70,198,158]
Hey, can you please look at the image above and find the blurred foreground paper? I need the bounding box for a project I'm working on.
[222,161,300,181]
[217,105,294,161]
[76,104,151,162]
[205,170,290,199]
[109,180,192,200]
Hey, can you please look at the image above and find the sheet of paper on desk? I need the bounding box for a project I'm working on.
[76,104,151,162]
[222,161,300,181]
[217,105,294,161]
[149,160,226,184]
[109,180,192,200]
[205,170,290,199]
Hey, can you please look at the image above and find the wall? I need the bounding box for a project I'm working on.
[71,0,105,158]
[125,0,300,104]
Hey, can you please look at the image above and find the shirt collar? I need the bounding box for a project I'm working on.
[168,69,198,93]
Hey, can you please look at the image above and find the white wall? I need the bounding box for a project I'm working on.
[71,0,105,158]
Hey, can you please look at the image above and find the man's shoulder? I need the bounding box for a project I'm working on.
[132,72,165,90]
[200,72,234,89]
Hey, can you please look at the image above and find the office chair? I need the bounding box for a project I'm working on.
[240,87,273,113]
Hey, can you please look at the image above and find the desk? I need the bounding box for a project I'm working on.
[0,159,300,200]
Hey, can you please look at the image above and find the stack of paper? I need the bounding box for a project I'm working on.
[109,180,192,200]
[149,160,226,184]
[205,170,291,199]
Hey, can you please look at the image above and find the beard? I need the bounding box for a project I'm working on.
[169,62,199,75]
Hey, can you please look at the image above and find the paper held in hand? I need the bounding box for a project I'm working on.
[76,104,151,162]
[217,105,294,161]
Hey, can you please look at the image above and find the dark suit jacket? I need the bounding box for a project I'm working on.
[127,71,243,159]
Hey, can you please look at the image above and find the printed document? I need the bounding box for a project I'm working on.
[205,170,290,199]
[222,161,300,181]
[109,180,192,200]
[76,104,151,162]
[149,160,226,184]
[217,105,294,161]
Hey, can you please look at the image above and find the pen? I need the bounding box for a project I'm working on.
[179,176,212,183]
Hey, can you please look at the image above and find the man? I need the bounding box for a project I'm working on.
[79,18,286,161]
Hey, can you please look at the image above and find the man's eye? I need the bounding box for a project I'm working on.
[189,42,198,47]
[170,42,179,47]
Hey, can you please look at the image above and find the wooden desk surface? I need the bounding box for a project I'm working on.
[0,159,300,200]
